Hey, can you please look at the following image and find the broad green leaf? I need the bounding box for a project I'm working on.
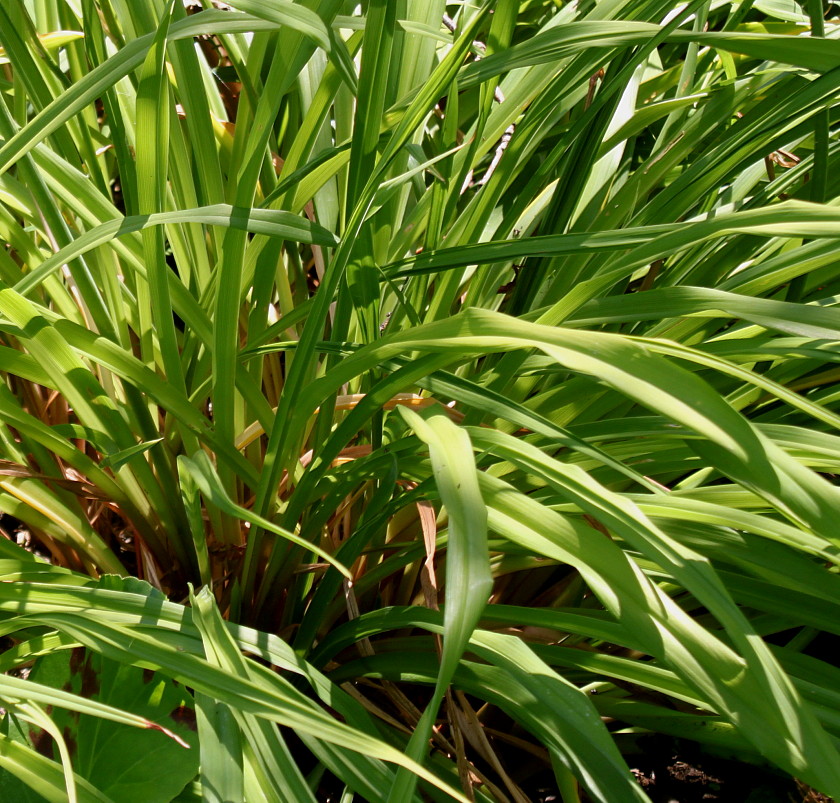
[28,651,198,803]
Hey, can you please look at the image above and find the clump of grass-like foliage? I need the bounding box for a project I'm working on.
[0,0,839,801]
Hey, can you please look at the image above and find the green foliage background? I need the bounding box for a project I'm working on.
[0,0,839,800]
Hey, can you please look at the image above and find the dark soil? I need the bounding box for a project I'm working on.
[625,752,831,803]
[525,734,834,803]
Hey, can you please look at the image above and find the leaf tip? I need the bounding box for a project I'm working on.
[145,719,190,748]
